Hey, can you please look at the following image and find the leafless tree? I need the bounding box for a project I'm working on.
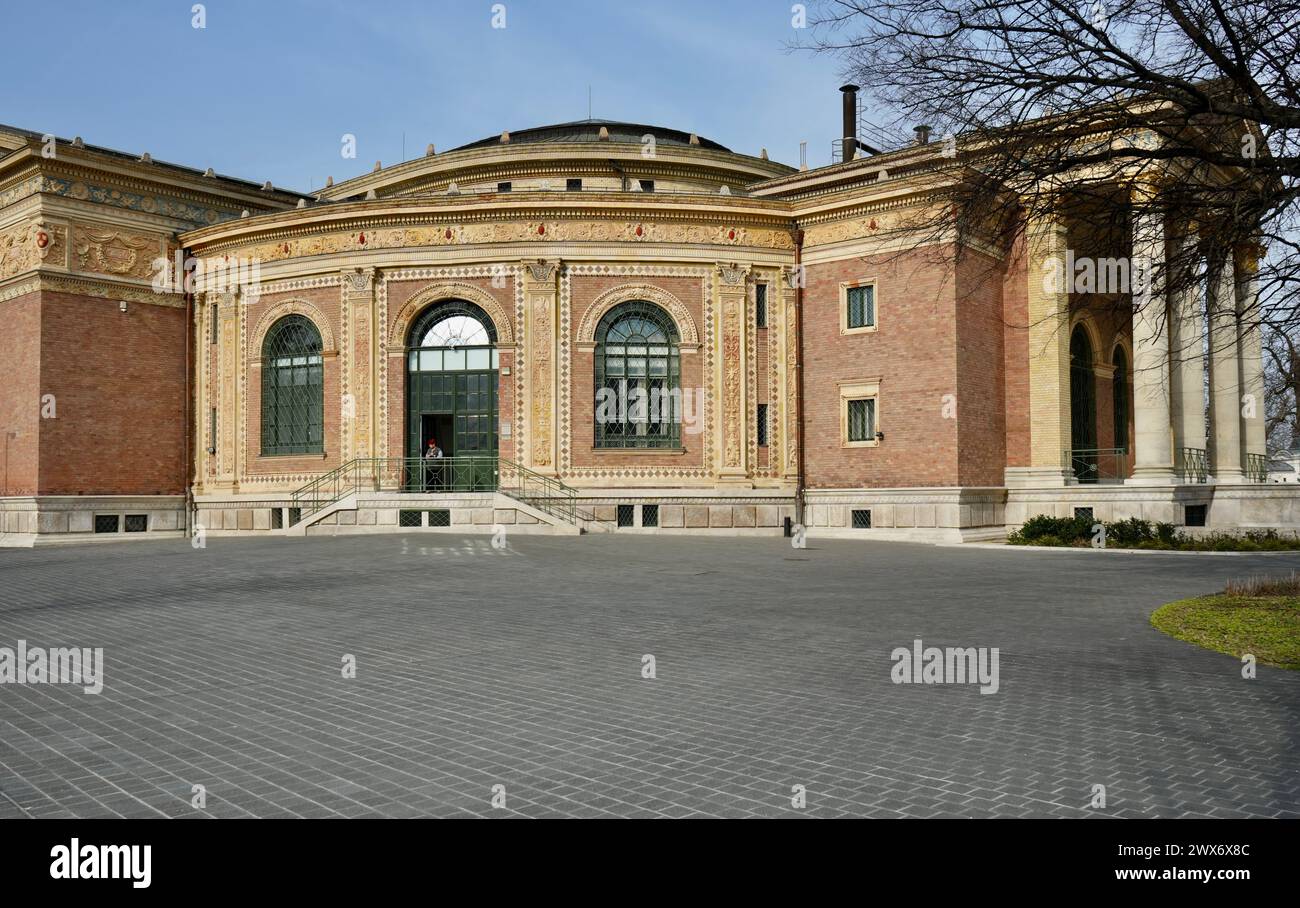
[800,0,1300,353]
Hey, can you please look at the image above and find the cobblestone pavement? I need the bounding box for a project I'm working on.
[0,534,1297,818]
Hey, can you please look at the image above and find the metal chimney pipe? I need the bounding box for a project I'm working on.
[840,84,859,162]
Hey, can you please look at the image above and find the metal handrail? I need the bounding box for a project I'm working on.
[289,455,578,525]
[1176,447,1209,484]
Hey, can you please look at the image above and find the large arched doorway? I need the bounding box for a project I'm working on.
[1069,324,1098,482]
[405,300,499,480]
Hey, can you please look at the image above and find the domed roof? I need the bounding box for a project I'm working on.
[451,119,730,153]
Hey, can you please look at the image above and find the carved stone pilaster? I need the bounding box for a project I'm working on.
[716,262,751,484]
[779,267,801,482]
[522,260,560,472]
[215,290,240,491]
[341,267,377,461]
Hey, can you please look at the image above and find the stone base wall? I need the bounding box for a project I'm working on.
[0,496,186,547]
[1006,483,1300,530]
[194,492,561,536]
[573,489,796,534]
[804,487,1007,541]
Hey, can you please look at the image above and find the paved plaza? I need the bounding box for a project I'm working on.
[0,533,1297,818]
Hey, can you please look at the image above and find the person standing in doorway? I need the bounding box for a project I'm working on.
[424,438,444,490]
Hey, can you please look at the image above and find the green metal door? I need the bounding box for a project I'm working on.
[406,344,499,491]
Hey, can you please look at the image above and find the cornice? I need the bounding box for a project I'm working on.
[181,194,799,252]
[320,141,792,201]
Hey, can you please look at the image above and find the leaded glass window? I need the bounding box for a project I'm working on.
[261,315,324,455]
[847,284,875,329]
[594,301,681,448]
[847,398,875,442]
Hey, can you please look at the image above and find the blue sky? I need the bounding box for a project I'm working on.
[0,0,852,192]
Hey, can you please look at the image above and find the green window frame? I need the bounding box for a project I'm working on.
[594,300,681,449]
[847,398,875,442]
[1112,346,1129,454]
[847,284,875,329]
[261,315,324,455]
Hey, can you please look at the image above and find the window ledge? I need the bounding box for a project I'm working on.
[591,447,687,455]
[258,451,328,459]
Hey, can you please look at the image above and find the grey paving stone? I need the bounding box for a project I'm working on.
[0,534,1297,818]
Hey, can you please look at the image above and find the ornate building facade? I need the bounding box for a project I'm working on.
[0,109,1293,545]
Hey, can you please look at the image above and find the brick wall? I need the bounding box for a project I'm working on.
[1003,233,1031,468]
[802,246,960,488]
[0,291,41,495]
[955,249,1008,486]
[38,291,187,495]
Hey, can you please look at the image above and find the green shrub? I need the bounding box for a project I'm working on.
[1011,514,1093,544]
[1007,515,1300,551]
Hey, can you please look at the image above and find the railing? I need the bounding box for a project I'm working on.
[1063,447,1129,484]
[289,456,577,526]
[1176,447,1209,484]
[497,460,577,524]
[1245,452,1269,483]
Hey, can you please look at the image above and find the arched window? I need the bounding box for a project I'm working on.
[261,315,324,455]
[409,299,497,350]
[1112,346,1129,454]
[594,301,681,448]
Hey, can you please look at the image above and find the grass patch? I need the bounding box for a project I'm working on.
[1151,592,1300,669]
[1007,514,1300,551]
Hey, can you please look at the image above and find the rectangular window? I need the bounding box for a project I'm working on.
[399,510,423,528]
[288,507,301,525]
[757,403,769,446]
[427,509,451,527]
[617,504,635,527]
[1074,506,1094,521]
[210,302,218,344]
[271,508,283,530]
[852,509,872,529]
[642,504,659,527]
[497,181,512,193]
[845,283,876,330]
[1184,504,1207,527]
[566,178,582,192]
[94,515,119,534]
[755,283,767,327]
[208,407,217,455]
[639,179,655,193]
[124,514,148,533]
[847,398,875,442]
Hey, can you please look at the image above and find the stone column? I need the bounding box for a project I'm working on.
[1206,252,1244,482]
[341,268,377,462]
[1128,197,1176,484]
[1169,227,1207,454]
[716,262,751,484]
[779,266,801,484]
[521,260,559,473]
[1235,244,1267,466]
[1017,210,1073,486]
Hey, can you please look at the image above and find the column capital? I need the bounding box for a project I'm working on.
[520,259,560,285]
